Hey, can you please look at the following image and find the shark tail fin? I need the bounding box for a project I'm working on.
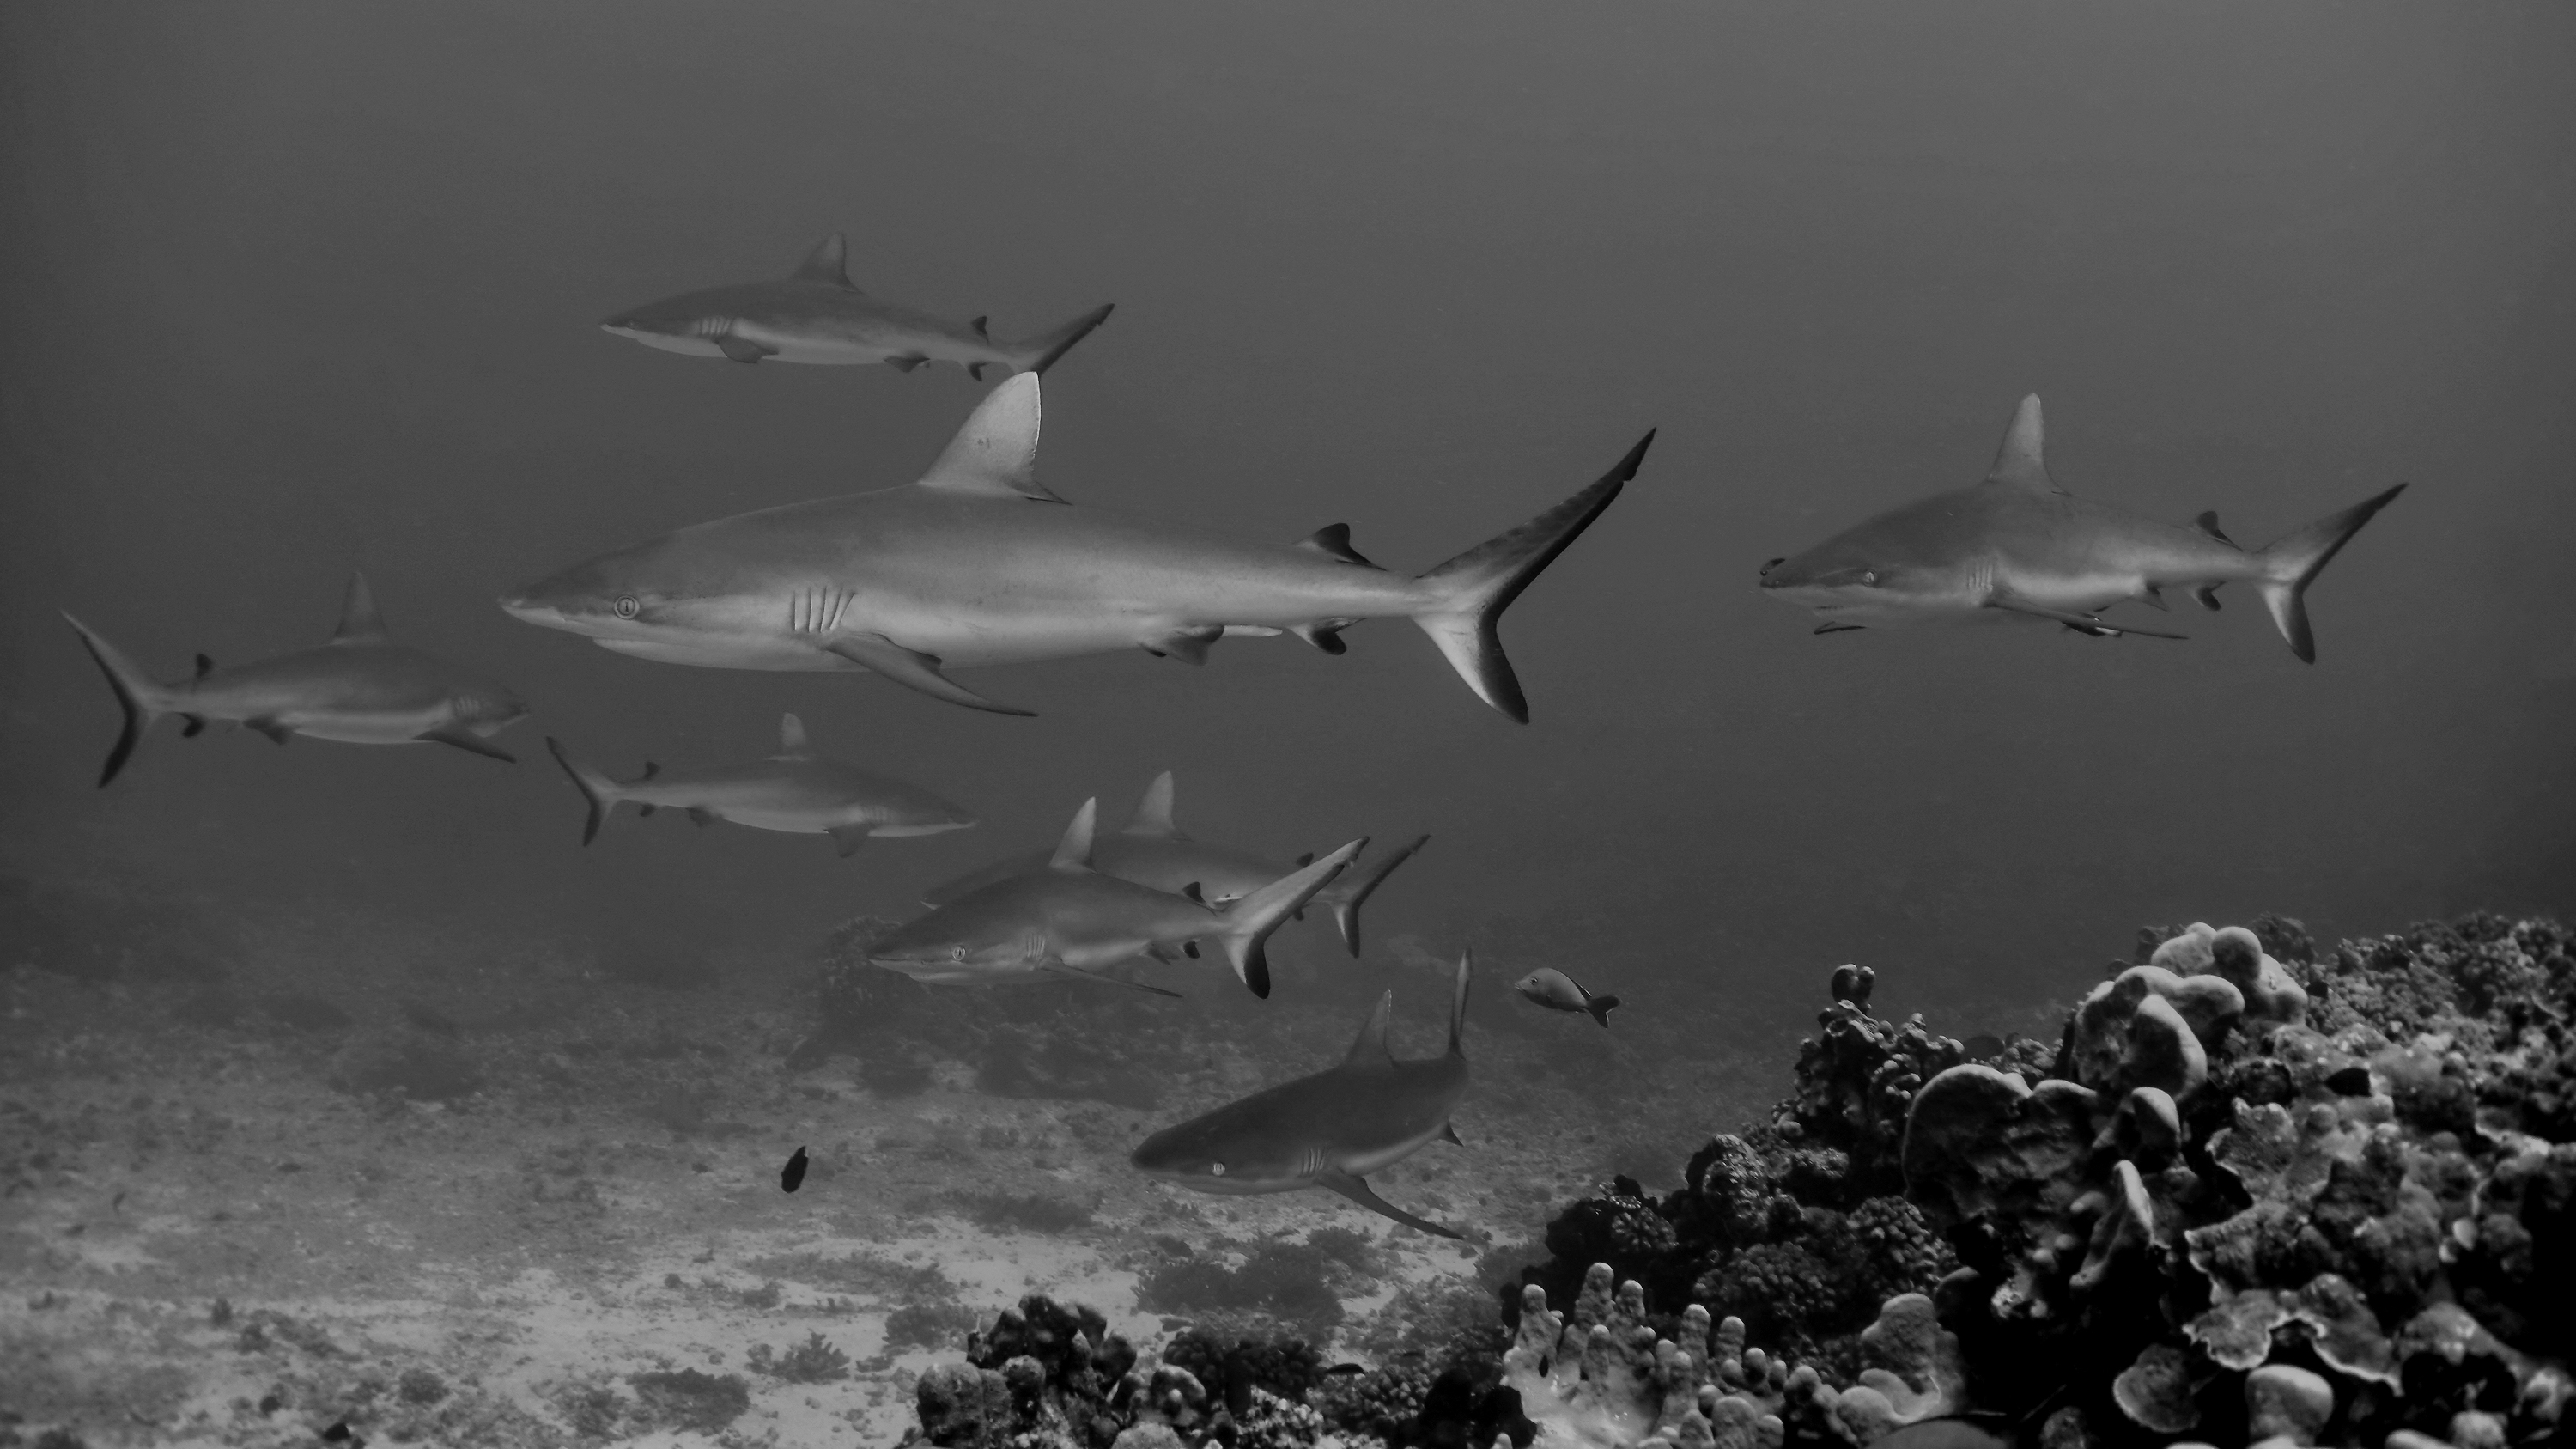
[544,737,624,845]
[1448,950,1473,1055]
[1013,303,1115,375]
[62,613,173,788]
[1315,834,1428,958]
[1214,839,1364,999]
[2252,484,2407,663]
[1413,431,1652,721]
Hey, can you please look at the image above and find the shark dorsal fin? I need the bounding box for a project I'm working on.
[332,572,388,644]
[917,374,1065,503]
[776,713,811,759]
[1343,991,1396,1067]
[1128,771,1180,837]
[1449,949,1473,1056]
[1048,798,1098,871]
[1984,395,2063,494]
[793,233,854,288]
[1295,524,1382,569]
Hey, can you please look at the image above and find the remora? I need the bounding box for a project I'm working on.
[64,573,528,786]
[863,798,1363,999]
[1128,952,1474,1239]
[600,233,1112,377]
[544,713,975,856]
[921,772,1425,956]
[501,374,1652,719]
[1758,395,2406,661]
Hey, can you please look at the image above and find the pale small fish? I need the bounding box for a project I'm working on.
[601,233,1112,377]
[1759,395,2404,661]
[501,374,1652,720]
[1512,967,1619,1027]
[1130,953,1475,1238]
[64,573,527,786]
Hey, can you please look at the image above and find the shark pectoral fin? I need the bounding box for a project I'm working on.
[1182,941,1200,959]
[1140,625,1223,665]
[823,635,1036,716]
[887,354,928,373]
[687,807,719,828]
[1814,622,1865,636]
[1038,963,1184,998]
[1316,1171,1462,1239]
[827,826,870,858]
[180,715,207,738]
[2191,584,2224,612]
[247,717,293,745]
[422,727,515,764]
[716,335,776,364]
[1290,623,1349,655]
[1438,1122,1464,1147]
[1985,593,2187,641]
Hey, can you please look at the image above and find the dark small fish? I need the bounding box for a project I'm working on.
[1962,1033,2006,1059]
[320,1422,352,1443]
[780,1146,809,1193]
[400,1001,460,1037]
[1326,1362,1367,1376]
[1831,963,1875,1009]
[1511,967,1618,1027]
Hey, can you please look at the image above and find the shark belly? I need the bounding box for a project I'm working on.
[287,711,461,745]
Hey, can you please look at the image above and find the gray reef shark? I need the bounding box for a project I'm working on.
[921,772,1425,956]
[864,798,1363,998]
[1758,395,2406,661]
[501,373,1651,719]
[600,233,1113,377]
[1128,952,1474,1238]
[64,573,528,787]
[544,713,975,856]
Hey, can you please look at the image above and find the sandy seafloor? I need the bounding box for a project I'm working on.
[0,884,1919,1449]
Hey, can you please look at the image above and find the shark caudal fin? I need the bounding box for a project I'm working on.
[1447,950,1473,1055]
[1215,839,1364,999]
[1013,303,1115,375]
[1413,432,1652,721]
[2252,484,2407,663]
[1315,834,1428,957]
[544,738,627,845]
[62,614,175,788]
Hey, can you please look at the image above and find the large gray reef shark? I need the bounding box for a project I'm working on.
[921,772,1425,956]
[544,713,975,856]
[63,574,528,787]
[1758,396,2405,661]
[600,233,1113,377]
[865,798,1364,998]
[501,374,1652,719]
[1129,952,1474,1238]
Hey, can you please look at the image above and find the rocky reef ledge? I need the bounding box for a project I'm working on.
[897,914,2572,1449]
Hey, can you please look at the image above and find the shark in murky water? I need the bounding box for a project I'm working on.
[502,374,1650,719]
[1129,953,1474,1238]
[865,798,1362,998]
[64,573,528,786]
[544,713,975,855]
[600,233,1113,376]
[921,772,1425,956]
[1759,395,2405,661]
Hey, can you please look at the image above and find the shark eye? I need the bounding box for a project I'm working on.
[613,596,641,619]
[1209,1163,1226,1178]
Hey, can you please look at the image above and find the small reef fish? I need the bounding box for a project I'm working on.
[1758,395,2405,661]
[63,573,528,787]
[601,233,1113,377]
[501,374,1653,720]
[1512,967,1619,1027]
[544,713,975,857]
[922,772,1426,956]
[780,1146,808,1194]
[866,798,1362,998]
[1129,953,1476,1238]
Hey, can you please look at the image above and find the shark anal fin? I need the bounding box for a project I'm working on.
[247,717,294,745]
[1182,881,1206,904]
[823,634,1036,716]
[887,354,928,373]
[2191,584,2223,611]
[1141,625,1222,666]
[193,654,215,679]
[1316,1171,1461,1239]
[827,826,869,857]
[716,334,776,364]
[1182,941,1200,959]
[1296,524,1382,569]
[636,804,658,817]
[1814,622,1865,635]
[180,715,207,738]
[1986,593,2187,641]
[966,362,987,381]
[422,726,513,763]
[1438,1122,1464,1147]
[687,807,719,828]
[1039,962,1183,998]
[970,315,992,341]
[1291,623,1349,654]
[2138,586,2170,612]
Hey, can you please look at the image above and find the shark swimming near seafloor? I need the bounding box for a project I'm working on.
[63,573,529,787]
[501,374,1651,720]
[921,773,1425,957]
[543,713,976,856]
[600,233,1114,377]
[865,798,1363,998]
[1759,395,2406,661]
[1129,952,1475,1238]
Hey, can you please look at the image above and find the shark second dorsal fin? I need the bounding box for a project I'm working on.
[332,572,388,644]
[793,233,853,288]
[1344,991,1396,1067]
[776,713,811,759]
[1984,395,2063,494]
[917,374,1066,503]
[2194,510,2237,546]
[1449,950,1473,1056]
[1295,524,1382,569]
[1128,771,1180,837]
[1049,798,1097,871]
